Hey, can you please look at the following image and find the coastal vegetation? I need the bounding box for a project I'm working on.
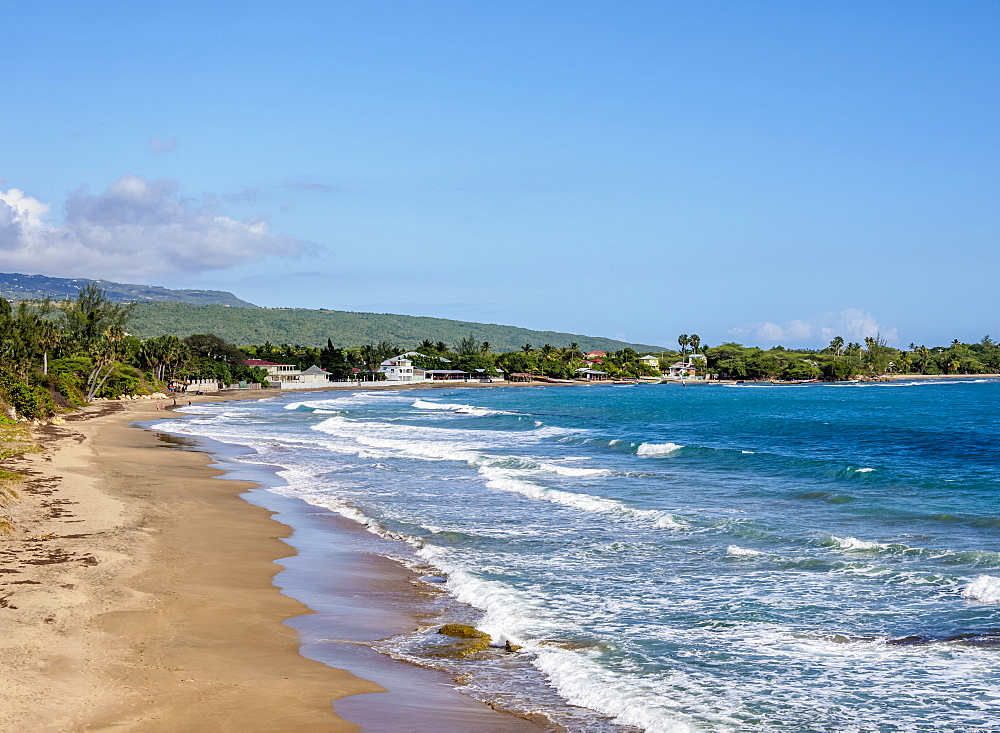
[2,285,998,427]
[0,285,263,421]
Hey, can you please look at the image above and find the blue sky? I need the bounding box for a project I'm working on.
[2,1,997,349]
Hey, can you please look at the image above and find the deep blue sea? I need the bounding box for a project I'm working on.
[158,379,1000,732]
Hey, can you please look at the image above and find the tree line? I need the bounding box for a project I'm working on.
[2,285,997,421]
[0,285,271,419]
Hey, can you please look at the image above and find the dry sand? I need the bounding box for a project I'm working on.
[0,388,545,731]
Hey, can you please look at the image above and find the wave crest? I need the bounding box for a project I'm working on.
[636,442,683,456]
[962,575,1000,603]
[412,399,516,416]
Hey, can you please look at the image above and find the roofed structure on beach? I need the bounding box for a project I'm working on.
[667,361,697,378]
[244,359,292,367]
[379,355,416,381]
[422,369,469,380]
[295,364,331,384]
[244,359,297,377]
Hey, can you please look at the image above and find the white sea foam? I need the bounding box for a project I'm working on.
[853,467,876,473]
[636,442,683,456]
[412,399,516,416]
[962,575,1000,603]
[741,450,755,454]
[479,467,684,529]
[727,545,765,557]
[536,462,612,477]
[534,648,699,733]
[418,545,699,733]
[826,535,887,552]
[285,392,410,412]
[283,401,341,413]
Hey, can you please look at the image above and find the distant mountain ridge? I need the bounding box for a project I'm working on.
[129,302,666,354]
[0,272,258,308]
[1,272,665,353]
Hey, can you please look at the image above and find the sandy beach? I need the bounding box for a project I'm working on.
[0,386,546,731]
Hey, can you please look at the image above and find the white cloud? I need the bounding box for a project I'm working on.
[740,309,898,346]
[835,308,898,343]
[0,175,306,279]
[0,188,51,229]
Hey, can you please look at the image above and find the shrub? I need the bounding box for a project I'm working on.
[821,360,858,381]
[0,370,52,418]
[97,365,143,399]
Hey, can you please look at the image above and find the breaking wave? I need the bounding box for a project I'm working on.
[962,575,1000,603]
[636,442,684,456]
[480,467,685,529]
[412,399,517,416]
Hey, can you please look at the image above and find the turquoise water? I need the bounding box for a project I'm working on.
[159,379,1000,732]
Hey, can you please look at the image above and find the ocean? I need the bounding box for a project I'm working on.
[156,379,1000,732]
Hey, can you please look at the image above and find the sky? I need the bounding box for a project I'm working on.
[1,1,997,349]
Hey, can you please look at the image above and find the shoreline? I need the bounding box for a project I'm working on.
[4,374,993,728]
[0,387,546,731]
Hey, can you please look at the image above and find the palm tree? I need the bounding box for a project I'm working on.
[522,343,533,353]
[689,334,701,355]
[480,341,491,355]
[678,334,690,358]
[829,336,845,358]
[917,345,930,374]
[35,320,61,376]
[564,342,582,366]
[85,325,128,401]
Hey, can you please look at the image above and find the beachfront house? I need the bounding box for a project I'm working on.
[245,359,299,379]
[244,359,332,389]
[575,367,608,381]
[422,369,470,381]
[378,356,416,382]
[667,361,698,378]
[638,354,662,370]
[298,365,333,384]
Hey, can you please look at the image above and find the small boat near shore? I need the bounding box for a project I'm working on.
[769,379,819,386]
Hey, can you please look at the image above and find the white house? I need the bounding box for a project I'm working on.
[379,356,415,382]
[667,361,698,378]
[245,360,333,389]
[298,365,332,384]
[245,359,299,379]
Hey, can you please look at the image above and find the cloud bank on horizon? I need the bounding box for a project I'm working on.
[731,309,899,346]
[0,175,305,280]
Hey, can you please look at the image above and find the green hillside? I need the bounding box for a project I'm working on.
[0,272,258,308]
[128,302,666,353]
